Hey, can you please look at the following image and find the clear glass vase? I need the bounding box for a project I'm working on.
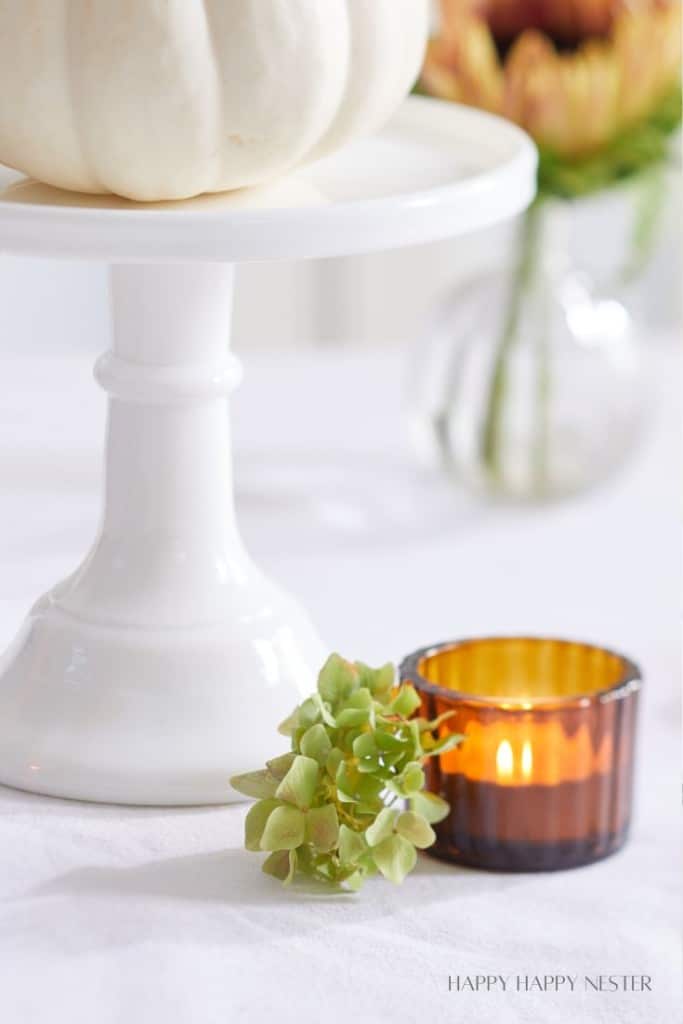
[408,180,668,501]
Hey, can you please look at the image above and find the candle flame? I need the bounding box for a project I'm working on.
[440,719,611,784]
[495,739,534,783]
[496,740,514,780]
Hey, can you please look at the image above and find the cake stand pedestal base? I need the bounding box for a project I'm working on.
[0,263,325,805]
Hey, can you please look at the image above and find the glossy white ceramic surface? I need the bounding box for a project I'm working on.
[0,264,326,804]
[0,98,537,262]
[0,98,536,804]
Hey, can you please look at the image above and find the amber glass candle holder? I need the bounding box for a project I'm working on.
[400,638,641,872]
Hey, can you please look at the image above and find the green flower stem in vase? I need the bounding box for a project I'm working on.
[480,199,544,489]
[409,184,647,501]
[476,191,647,499]
[620,162,669,287]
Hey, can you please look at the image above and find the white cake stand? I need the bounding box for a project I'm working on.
[0,97,535,805]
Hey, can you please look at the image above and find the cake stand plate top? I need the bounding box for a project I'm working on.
[0,97,536,263]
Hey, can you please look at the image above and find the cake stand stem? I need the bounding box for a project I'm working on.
[74,263,246,626]
[0,262,326,806]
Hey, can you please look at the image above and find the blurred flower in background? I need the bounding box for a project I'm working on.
[423,0,681,190]
[411,0,681,501]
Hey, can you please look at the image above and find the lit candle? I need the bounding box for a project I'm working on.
[400,638,641,872]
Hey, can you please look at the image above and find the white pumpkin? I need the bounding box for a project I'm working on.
[0,0,430,202]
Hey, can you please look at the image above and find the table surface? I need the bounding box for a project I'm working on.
[0,344,679,1024]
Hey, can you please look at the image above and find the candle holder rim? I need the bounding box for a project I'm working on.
[399,635,642,711]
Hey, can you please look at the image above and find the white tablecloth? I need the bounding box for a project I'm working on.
[0,345,679,1024]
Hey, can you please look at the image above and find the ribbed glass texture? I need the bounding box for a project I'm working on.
[400,638,641,871]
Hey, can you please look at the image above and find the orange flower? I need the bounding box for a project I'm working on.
[459,0,622,42]
[422,0,682,158]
